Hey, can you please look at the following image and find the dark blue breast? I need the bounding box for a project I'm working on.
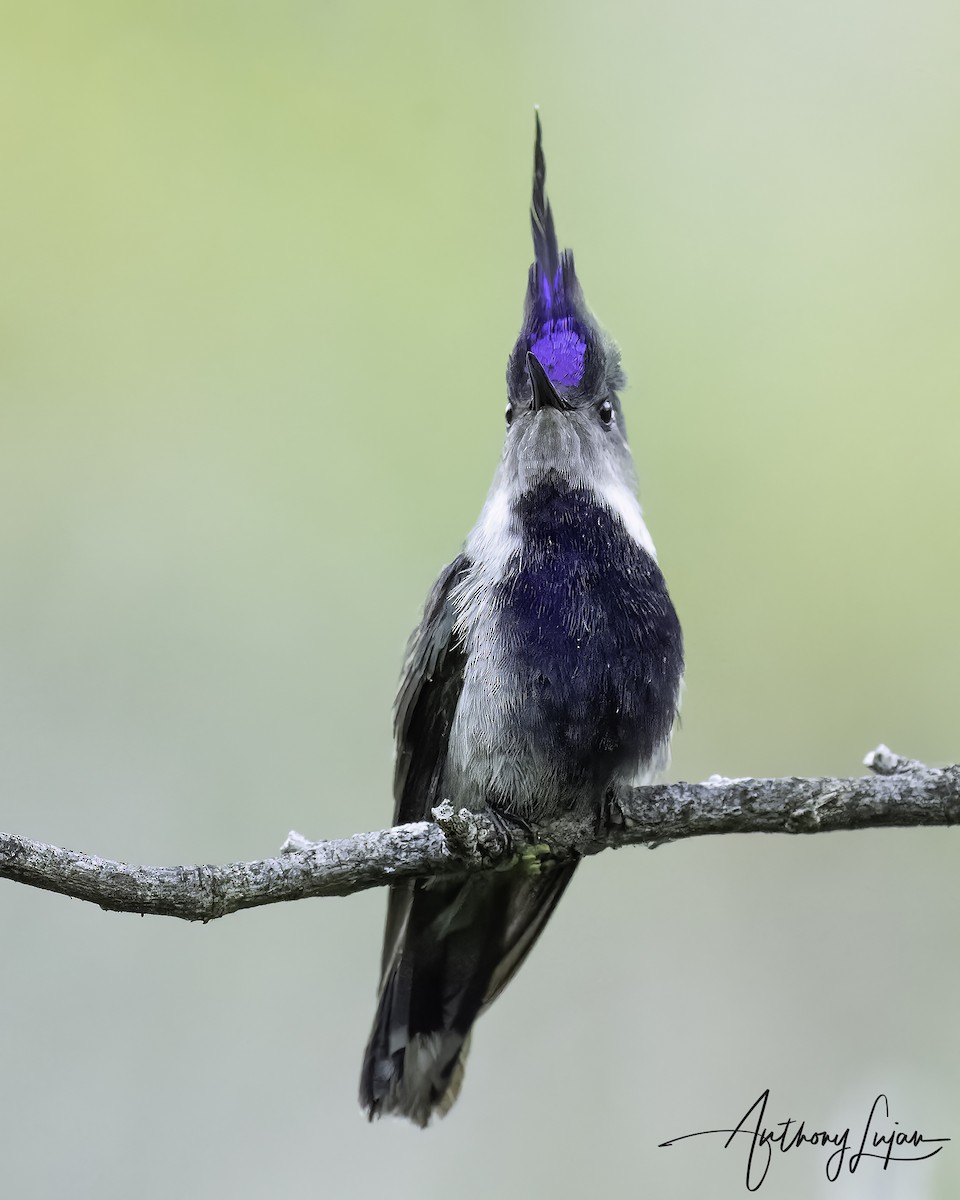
[498,473,683,789]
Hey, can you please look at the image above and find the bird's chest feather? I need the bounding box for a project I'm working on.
[499,481,677,722]
[451,477,682,806]
[499,532,642,697]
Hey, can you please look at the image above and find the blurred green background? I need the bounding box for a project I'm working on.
[3,2,960,1197]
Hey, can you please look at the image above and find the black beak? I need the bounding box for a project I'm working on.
[526,352,570,412]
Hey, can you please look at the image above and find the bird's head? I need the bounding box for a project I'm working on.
[501,113,635,500]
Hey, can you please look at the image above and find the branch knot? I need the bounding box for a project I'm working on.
[431,802,510,867]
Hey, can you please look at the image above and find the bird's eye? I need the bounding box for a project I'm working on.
[505,403,514,427]
[598,399,614,427]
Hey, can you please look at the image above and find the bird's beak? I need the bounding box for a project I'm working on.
[526,352,570,412]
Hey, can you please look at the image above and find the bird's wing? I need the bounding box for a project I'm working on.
[380,553,471,979]
[481,860,579,1008]
[392,553,470,824]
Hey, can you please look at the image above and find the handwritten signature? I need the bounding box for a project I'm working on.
[660,1089,949,1191]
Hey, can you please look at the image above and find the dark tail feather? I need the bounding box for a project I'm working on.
[360,876,506,1127]
[531,110,560,284]
[359,975,471,1128]
[360,864,576,1127]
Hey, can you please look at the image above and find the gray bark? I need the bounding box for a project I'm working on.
[1,746,956,923]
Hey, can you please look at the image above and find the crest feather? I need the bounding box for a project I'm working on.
[531,110,560,288]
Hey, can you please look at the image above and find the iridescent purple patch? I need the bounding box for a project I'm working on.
[530,319,586,388]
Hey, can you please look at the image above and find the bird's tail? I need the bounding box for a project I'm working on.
[360,863,577,1127]
[360,967,472,1127]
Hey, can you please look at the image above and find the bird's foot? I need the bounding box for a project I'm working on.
[599,788,634,836]
[484,808,557,873]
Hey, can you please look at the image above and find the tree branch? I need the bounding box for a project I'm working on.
[1,747,957,923]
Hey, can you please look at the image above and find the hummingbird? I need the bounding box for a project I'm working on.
[359,114,684,1126]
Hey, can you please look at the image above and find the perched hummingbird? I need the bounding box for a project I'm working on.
[359,115,683,1126]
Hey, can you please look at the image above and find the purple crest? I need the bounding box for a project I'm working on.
[530,318,586,388]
